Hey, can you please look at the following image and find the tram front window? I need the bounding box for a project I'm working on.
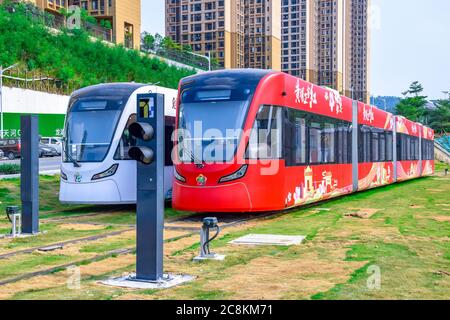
[63,98,124,163]
[178,88,253,163]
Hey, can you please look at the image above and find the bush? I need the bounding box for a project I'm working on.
[0,164,20,175]
[0,2,196,90]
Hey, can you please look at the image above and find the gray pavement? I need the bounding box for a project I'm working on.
[0,157,61,173]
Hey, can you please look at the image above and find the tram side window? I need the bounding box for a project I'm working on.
[307,117,336,164]
[422,139,434,161]
[284,108,307,166]
[422,139,427,160]
[114,115,175,166]
[386,131,393,161]
[372,131,380,162]
[337,121,352,164]
[309,119,322,164]
[323,121,336,163]
[397,133,421,161]
[114,114,137,160]
[247,105,283,159]
[430,140,435,160]
[410,137,418,160]
[358,125,371,163]
[165,117,176,166]
[379,131,386,162]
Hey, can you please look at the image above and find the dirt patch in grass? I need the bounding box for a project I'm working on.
[344,208,381,219]
[165,221,202,230]
[207,248,367,300]
[58,224,107,231]
[0,273,67,299]
[409,205,424,209]
[431,216,450,222]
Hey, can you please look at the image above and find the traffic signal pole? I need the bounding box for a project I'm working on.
[129,93,165,282]
[102,92,193,289]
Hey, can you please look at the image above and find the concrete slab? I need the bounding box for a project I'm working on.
[101,273,195,290]
[193,253,226,262]
[38,245,64,252]
[229,234,305,246]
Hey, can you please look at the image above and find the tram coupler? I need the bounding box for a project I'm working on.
[194,217,225,261]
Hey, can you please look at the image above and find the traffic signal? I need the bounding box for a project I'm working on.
[128,93,165,282]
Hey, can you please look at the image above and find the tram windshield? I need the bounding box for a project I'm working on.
[178,88,253,163]
[63,97,125,163]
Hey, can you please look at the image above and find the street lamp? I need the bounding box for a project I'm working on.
[0,63,19,139]
[442,90,450,100]
[381,98,387,111]
[187,51,211,71]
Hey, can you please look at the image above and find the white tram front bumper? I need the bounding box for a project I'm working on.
[59,179,127,205]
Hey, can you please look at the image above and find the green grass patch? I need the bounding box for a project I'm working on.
[80,239,134,254]
[0,253,70,279]
[0,164,20,175]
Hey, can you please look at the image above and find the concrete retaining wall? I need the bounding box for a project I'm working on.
[435,142,450,165]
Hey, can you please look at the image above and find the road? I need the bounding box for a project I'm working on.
[0,157,61,173]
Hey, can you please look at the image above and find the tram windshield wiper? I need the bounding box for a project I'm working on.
[183,147,203,166]
[62,138,81,168]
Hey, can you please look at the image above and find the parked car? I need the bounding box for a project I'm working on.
[0,139,21,160]
[39,144,58,158]
[40,137,62,155]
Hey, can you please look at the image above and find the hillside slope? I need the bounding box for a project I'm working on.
[0,2,195,90]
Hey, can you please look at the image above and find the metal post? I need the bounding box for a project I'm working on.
[0,66,3,140]
[208,51,211,71]
[21,115,39,234]
[352,100,359,192]
[12,214,16,238]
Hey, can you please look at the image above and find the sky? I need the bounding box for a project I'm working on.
[141,0,450,100]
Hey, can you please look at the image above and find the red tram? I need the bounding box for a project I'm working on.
[172,70,435,213]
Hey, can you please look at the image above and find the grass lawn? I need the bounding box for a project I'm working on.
[0,166,448,300]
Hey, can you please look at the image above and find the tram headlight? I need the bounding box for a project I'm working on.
[91,164,119,181]
[174,169,186,183]
[61,171,68,181]
[219,165,248,183]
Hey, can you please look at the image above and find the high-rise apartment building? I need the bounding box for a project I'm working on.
[71,0,141,50]
[347,0,370,103]
[3,0,141,49]
[282,0,370,102]
[166,0,281,70]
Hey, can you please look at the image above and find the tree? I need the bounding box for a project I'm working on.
[160,36,175,50]
[395,82,428,122]
[0,2,195,91]
[100,19,112,30]
[427,100,450,135]
[402,81,424,97]
[142,33,155,52]
[182,44,192,53]
[160,36,182,51]
[154,33,163,51]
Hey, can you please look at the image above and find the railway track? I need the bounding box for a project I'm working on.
[0,228,134,260]
[0,210,284,287]
[0,231,196,287]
